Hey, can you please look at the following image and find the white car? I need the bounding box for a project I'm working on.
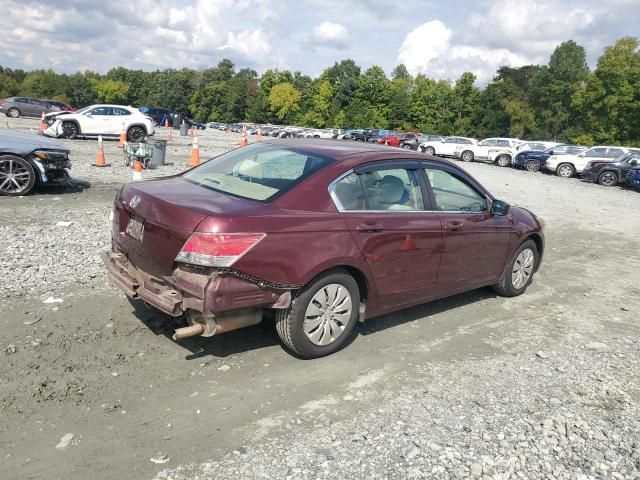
[420,136,476,157]
[303,129,334,139]
[44,105,154,142]
[545,145,634,178]
[454,137,523,167]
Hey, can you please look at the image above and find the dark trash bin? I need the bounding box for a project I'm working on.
[148,139,167,169]
[180,121,188,137]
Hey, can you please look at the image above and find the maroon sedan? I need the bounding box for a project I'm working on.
[103,140,544,358]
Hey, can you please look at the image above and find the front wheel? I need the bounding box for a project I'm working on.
[7,108,20,118]
[425,146,436,156]
[492,240,539,297]
[402,144,413,150]
[556,163,575,178]
[275,270,360,359]
[62,121,78,139]
[0,155,36,196]
[598,171,618,186]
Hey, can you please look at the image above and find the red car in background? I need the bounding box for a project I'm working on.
[377,133,420,148]
[103,140,544,358]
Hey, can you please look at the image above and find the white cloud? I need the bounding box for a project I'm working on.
[311,21,351,49]
[397,20,529,83]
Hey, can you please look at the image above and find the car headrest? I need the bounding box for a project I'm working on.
[377,175,405,204]
[237,159,263,178]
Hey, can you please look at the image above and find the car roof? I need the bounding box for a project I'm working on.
[261,138,456,165]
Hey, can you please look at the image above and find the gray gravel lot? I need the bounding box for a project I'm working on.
[1,118,639,480]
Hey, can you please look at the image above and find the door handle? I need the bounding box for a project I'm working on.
[444,221,463,232]
[356,222,383,232]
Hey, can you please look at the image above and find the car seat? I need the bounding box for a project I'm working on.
[372,175,413,210]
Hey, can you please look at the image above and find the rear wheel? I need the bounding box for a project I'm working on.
[0,155,36,196]
[7,108,20,118]
[524,159,541,172]
[492,240,538,297]
[598,171,618,186]
[127,126,146,142]
[496,154,511,167]
[556,163,575,178]
[62,121,78,139]
[461,150,474,162]
[402,144,412,150]
[275,270,360,359]
[425,146,436,156]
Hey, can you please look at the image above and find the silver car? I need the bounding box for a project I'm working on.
[0,97,61,118]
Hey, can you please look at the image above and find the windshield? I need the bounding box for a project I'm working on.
[621,152,640,163]
[182,143,334,202]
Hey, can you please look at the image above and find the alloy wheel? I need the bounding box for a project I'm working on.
[512,248,534,289]
[461,151,474,162]
[525,160,540,172]
[557,164,574,178]
[303,283,352,346]
[128,127,145,142]
[425,147,435,155]
[497,155,511,167]
[7,108,19,118]
[598,172,617,186]
[0,158,32,194]
[62,122,78,138]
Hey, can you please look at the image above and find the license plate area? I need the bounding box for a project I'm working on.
[125,214,144,241]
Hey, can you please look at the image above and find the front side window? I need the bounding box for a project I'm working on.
[90,107,111,116]
[496,140,511,147]
[184,143,333,202]
[333,168,424,211]
[425,168,487,213]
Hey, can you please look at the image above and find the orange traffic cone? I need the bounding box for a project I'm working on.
[117,124,126,148]
[167,123,173,142]
[132,160,143,181]
[39,112,46,133]
[238,125,248,146]
[401,234,416,251]
[189,135,200,166]
[164,118,169,129]
[94,135,106,167]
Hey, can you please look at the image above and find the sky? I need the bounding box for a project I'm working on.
[1,0,639,84]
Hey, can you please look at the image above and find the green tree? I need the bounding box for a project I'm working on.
[268,82,301,122]
[90,78,129,104]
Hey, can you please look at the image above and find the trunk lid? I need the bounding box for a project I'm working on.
[116,177,261,276]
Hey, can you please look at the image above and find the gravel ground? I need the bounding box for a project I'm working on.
[1,121,640,480]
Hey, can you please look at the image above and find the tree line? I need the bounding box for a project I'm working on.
[1,37,639,145]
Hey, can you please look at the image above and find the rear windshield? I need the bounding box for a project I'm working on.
[183,143,334,202]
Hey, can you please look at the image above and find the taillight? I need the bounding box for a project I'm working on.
[175,233,266,267]
[0,99,5,105]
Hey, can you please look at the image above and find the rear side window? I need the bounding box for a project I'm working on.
[183,143,333,202]
[112,108,130,116]
[585,148,607,157]
[333,168,424,211]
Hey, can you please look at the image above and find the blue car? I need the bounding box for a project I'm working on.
[629,169,640,190]
[514,144,586,172]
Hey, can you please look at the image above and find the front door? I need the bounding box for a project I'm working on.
[83,106,112,134]
[331,165,443,307]
[422,166,511,288]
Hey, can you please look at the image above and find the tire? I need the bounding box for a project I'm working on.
[598,171,618,187]
[127,126,146,142]
[492,239,538,297]
[62,121,78,139]
[7,108,20,118]
[425,146,436,156]
[402,144,412,150]
[496,154,512,167]
[461,150,474,162]
[524,159,541,172]
[0,155,36,196]
[556,163,575,178]
[275,270,360,359]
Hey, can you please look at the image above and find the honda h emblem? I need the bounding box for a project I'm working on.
[129,195,141,208]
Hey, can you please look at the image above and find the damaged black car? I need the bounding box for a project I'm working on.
[0,130,72,196]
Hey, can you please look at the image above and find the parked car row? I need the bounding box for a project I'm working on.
[1,97,76,118]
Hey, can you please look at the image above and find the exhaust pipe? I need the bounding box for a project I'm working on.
[172,309,263,340]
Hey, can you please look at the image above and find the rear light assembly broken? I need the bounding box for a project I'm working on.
[175,233,266,267]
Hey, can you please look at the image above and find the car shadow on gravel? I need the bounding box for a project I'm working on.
[31,179,91,195]
[127,287,497,360]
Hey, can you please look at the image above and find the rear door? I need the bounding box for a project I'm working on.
[111,107,132,134]
[421,163,511,289]
[331,162,443,307]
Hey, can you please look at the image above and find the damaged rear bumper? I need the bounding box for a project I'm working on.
[101,250,293,337]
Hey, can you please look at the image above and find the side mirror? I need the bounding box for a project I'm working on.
[490,199,510,216]
[85,112,92,117]
[440,139,445,143]
[547,150,554,156]
[630,159,638,166]
[577,153,585,157]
